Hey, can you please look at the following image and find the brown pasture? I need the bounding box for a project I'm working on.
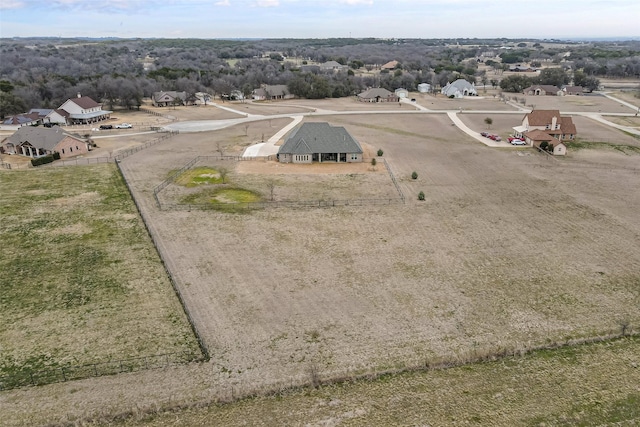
[121,113,640,389]
[3,108,640,426]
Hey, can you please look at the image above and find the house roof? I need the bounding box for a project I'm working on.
[5,126,82,151]
[525,109,562,126]
[27,109,54,118]
[278,122,363,155]
[524,85,560,94]
[264,85,289,95]
[67,96,101,109]
[560,116,577,135]
[445,79,475,90]
[563,85,584,94]
[357,87,394,99]
[152,91,186,102]
[2,113,40,125]
[524,129,561,144]
[381,60,398,69]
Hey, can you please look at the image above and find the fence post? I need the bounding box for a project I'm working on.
[61,367,67,381]
[93,364,98,376]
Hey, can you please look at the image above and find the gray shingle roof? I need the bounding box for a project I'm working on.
[278,122,363,155]
[357,87,394,100]
[6,126,80,151]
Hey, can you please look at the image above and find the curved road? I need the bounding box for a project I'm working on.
[160,93,640,155]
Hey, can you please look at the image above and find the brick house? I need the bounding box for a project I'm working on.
[277,122,363,164]
[1,126,89,158]
[357,88,399,102]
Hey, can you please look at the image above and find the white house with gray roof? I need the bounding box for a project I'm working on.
[441,79,477,98]
[277,122,363,164]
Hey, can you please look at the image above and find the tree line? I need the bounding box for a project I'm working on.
[1,37,638,118]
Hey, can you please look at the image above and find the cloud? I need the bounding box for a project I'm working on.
[339,0,373,4]
[253,0,279,7]
[0,0,25,9]
[215,0,231,5]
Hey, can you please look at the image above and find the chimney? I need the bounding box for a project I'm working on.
[77,92,81,98]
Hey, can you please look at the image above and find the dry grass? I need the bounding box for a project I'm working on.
[117,114,640,395]
[0,164,201,383]
[2,107,640,426]
[106,337,640,427]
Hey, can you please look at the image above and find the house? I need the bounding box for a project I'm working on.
[151,91,187,107]
[522,129,566,156]
[2,109,67,126]
[28,108,67,125]
[513,109,577,142]
[357,88,399,103]
[319,61,348,72]
[277,122,363,164]
[58,94,112,124]
[395,88,409,98]
[2,113,40,126]
[562,85,584,96]
[252,85,293,100]
[441,79,477,98]
[381,60,399,70]
[523,85,562,96]
[1,125,88,158]
[417,83,431,93]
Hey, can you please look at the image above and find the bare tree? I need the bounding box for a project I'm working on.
[218,167,229,184]
[216,142,224,157]
[266,179,276,201]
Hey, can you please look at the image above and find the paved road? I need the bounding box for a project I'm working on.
[160,95,640,154]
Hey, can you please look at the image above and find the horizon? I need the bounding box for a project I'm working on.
[1,0,639,40]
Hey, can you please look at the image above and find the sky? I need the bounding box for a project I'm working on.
[0,0,639,40]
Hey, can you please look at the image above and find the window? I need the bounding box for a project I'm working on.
[351,154,358,160]
[70,147,73,152]
[62,148,65,154]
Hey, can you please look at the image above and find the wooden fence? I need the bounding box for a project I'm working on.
[153,155,406,211]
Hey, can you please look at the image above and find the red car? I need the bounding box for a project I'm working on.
[489,134,502,141]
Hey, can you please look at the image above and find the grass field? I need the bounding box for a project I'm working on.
[0,164,201,384]
[114,336,640,426]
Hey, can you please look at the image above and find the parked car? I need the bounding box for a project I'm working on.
[480,132,489,137]
[511,139,527,145]
[99,124,113,130]
[115,123,133,129]
[488,134,501,141]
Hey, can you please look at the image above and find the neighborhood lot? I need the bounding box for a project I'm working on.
[118,113,640,395]
[0,164,201,387]
[2,107,640,425]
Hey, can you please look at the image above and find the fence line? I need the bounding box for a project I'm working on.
[115,160,210,363]
[33,130,179,168]
[383,157,405,203]
[153,155,406,211]
[0,351,199,391]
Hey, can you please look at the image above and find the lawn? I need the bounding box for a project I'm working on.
[0,164,201,386]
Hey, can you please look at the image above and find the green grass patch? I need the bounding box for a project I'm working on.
[181,186,263,212]
[0,164,201,382]
[566,139,640,154]
[176,166,224,187]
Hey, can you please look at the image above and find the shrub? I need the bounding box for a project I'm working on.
[377,149,384,156]
[411,171,418,180]
[540,141,549,151]
[30,154,55,167]
[371,158,377,167]
[52,152,61,160]
[418,191,425,201]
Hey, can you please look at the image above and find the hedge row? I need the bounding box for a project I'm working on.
[30,152,60,166]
